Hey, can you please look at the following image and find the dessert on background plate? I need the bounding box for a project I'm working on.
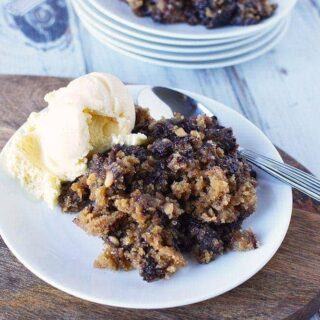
[4,72,258,282]
[124,0,277,28]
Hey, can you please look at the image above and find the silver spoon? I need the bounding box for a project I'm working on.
[138,86,320,202]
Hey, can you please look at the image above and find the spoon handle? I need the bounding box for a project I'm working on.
[240,149,320,201]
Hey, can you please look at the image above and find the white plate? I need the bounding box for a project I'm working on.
[75,2,286,62]
[0,86,292,309]
[91,0,297,39]
[81,16,290,69]
[75,0,278,51]
[74,0,284,55]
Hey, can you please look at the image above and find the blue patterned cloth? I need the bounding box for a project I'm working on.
[0,0,85,76]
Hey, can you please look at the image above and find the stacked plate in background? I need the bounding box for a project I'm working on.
[71,0,297,69]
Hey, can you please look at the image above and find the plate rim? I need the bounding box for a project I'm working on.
[0,85,293,309]
[80,16,290,69]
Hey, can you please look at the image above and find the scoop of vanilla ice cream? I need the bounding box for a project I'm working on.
[5,113,61,207]
[37,72,136,181]
[5,73,145,207]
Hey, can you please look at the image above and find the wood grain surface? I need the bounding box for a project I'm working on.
[0,75,319,320]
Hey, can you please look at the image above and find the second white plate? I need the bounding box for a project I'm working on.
[75,0,280,52]
[79,14,290,69]
[74,0,285,55]
[74,1,287,62]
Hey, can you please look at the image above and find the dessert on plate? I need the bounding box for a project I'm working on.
[5,73,258,282]
[124,0,277,28]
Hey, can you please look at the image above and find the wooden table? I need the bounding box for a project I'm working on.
[0,0,319,318]
[0,75,320,320]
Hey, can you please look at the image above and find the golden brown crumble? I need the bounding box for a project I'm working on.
[59,107,258,281]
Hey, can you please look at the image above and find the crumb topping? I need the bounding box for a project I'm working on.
[59,107,258,281]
